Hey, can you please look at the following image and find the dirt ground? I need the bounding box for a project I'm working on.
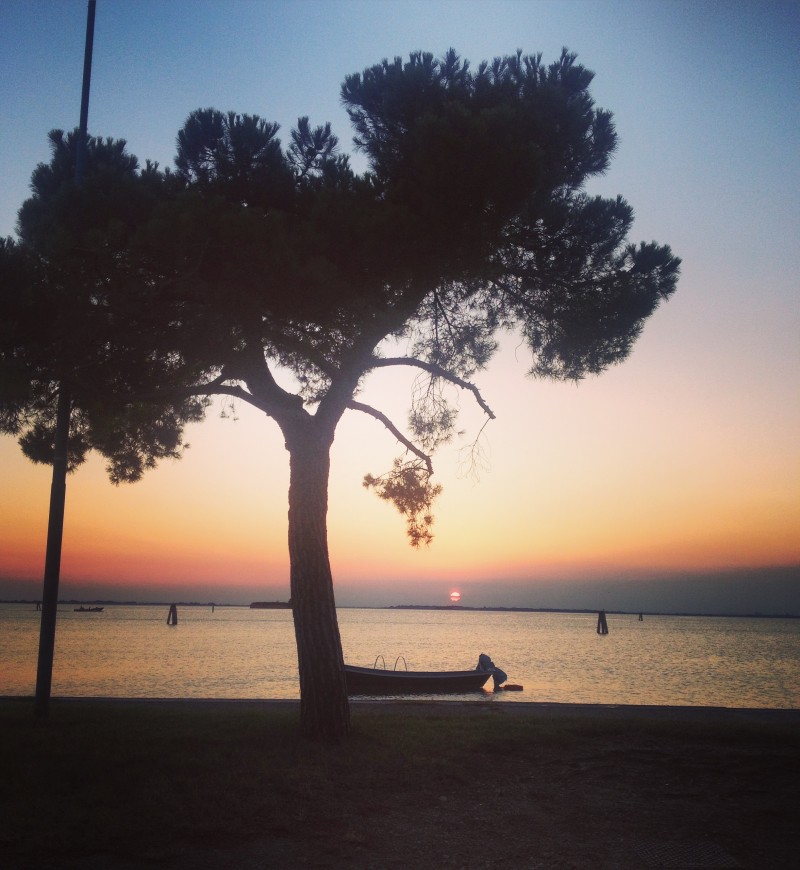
[62,701,798,870]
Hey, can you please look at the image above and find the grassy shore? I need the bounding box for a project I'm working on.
[1,698,797,868]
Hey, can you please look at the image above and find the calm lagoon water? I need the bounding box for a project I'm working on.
[1,604,798,708]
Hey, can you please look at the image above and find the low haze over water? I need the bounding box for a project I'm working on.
[2,605,797,708]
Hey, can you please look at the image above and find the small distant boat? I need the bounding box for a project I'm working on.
[74,606,104,612]
[344,653,507,695]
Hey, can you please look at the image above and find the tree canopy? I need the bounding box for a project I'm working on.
[1,49,679,740]
[0,130,205,481]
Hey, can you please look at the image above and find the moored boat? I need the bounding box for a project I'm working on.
[345,665,492,694]
[344,653,508,694]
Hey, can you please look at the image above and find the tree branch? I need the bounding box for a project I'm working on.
[183,377,260,408]
[347,399,433,473]
[230,340,306,422]
[368,357,496,419]
[145,352,301,420]
[124,374,259,414]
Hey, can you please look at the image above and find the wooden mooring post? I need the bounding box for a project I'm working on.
[167,603,178,626]
[596,609,609,634]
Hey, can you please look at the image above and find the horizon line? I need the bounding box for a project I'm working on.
[2,599,797,620]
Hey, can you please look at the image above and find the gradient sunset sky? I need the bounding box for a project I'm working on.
[1,0,798,612]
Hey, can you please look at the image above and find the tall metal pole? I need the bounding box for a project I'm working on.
[34,0,96,718]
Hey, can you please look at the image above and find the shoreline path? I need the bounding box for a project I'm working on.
[19,695,798,723]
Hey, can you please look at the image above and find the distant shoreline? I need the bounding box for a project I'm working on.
[386,604,800,618]
[1,599,797,619]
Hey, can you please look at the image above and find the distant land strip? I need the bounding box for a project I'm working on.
[1,600,797,618]
[386,604,799,618]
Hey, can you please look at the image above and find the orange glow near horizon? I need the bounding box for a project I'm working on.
[2,415,797,599]
[1,329,798,602]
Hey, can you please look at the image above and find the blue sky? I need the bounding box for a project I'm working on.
[1,1,798,612]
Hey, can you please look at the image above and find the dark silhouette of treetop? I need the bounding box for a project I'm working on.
[1,49,679,741]
[2,130,203,482]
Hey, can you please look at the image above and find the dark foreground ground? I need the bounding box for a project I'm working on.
[1,698,798,869]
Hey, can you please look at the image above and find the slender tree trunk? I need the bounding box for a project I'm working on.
[34,387,71,717]
[286,426,350,741]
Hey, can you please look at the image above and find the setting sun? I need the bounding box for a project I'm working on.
[449,591,462,604]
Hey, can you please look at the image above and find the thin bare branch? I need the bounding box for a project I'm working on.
[458,416,493,482]
[347,399,433,473]
[369,357,496,419]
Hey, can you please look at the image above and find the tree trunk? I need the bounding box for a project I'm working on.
[286,427,350,741]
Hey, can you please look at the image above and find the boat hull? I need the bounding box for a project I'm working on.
[344,665,492,694]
